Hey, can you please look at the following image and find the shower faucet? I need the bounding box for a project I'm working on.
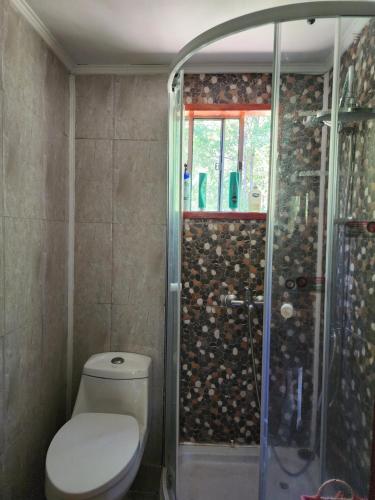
[221,288,264,309]
[222,294,246,308]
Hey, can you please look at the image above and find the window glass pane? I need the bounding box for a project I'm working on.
[191,119,222,211]
[221,119,240,211]
[242,112,271,212]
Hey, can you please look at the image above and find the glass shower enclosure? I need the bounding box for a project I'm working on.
[166,5,375,500]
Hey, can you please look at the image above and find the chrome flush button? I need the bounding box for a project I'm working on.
[111,356,125,364]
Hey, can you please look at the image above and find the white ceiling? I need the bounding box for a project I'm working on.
[26,0,370,68]
[190,19,336,65]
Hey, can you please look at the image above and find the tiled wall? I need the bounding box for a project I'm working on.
[0,1,69,497]
[326,18,375,496]
[184,73,272,105]
[180,217,266,444]
[74,74,168,466]
[180,71,325,446]
[180,73,271,444]
[267,72,326,452]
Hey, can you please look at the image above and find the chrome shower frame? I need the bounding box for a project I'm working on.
[165,3,375,500]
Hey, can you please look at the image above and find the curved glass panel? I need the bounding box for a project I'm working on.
[261,17,337,500]
[323,16,375,498]
[165,71,184,500]
[166,9,375,500]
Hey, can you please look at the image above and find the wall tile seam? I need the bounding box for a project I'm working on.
[75,137,166,143]
[74,221,112,226]
[113,138,166,143]
[1,88,5,341]
[75,138,113,144]
[1,215,68,223]
[74,301,113,306]
[75,218,113,224]
[111,222,167,227]
[109,75,115,350]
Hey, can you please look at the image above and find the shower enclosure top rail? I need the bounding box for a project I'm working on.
[167,1,375,90]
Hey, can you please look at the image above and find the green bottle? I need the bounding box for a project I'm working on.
[198,173,207,209]
[229,172,239,209]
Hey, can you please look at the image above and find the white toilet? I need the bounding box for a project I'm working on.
[45,352,152,500]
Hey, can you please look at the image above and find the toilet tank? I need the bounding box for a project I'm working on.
[73,352,152,435]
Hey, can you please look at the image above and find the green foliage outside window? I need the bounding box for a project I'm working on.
[185,113,271,212]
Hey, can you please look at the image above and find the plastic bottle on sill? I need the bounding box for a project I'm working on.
[198,172,207,210]
[229,171,240,210]
[249,185,262,212]
[183,165,191,211]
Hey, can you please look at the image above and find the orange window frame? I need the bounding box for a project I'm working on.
[184,103,271,217]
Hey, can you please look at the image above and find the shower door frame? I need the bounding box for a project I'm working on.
[165,70,184,500]
[165,3,375,499]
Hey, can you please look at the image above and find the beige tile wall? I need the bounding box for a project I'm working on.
[74,74,168,466]
[0,1,69,497]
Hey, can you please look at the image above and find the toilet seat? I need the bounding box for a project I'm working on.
[46,412,139,499]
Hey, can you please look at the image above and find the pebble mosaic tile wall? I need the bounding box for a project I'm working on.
[180,218,266,444]
[181,47,374,477]
[267,72,326,452]
[325,18,375,497]
[181,74,271,444]
[181,72,326,445]
[184,73,272,105]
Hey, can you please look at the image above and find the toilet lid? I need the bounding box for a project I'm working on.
[46,413,139,498]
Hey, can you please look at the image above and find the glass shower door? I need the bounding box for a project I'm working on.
[322,17,375,498]
[260,19,337,500]
[165,71,184,500]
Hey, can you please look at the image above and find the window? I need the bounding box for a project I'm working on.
[183,105,271,213]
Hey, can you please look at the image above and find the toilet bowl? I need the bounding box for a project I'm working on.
[45,352,152,500]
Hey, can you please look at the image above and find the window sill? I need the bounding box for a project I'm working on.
[183,211,266,220]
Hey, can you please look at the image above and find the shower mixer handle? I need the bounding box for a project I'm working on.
[253,295,264,306]
[222,294,245,308]
[221,290,264,309]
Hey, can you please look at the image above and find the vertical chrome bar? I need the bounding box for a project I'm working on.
[320,17,341,482]
[165,70,184,500]
[218,119,225,211]
[310,70,330,450]
[238,114,245,208]
[258,21,280,500]
[187,114,194,173]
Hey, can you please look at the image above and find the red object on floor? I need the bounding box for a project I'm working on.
[301,495,363,500]
[301,479,363,500]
